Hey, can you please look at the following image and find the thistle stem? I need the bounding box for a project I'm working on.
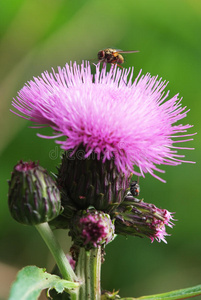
[76,247,101,300]
[35,222,77,282]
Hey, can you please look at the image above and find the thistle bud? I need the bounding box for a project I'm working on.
[57,150,132,215]
[8,161,61,225]
[69,209,115,249]
[113,195,174,243]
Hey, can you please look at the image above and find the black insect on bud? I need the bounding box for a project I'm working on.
[130,180,140,197]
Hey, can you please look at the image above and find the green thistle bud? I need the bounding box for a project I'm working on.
[112,195,174,243]
[8,161,61,225]
[69,209,115,249]
[57,150,132,214]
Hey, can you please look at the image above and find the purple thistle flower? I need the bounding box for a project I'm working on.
[11,61,195,182]
[149,208,175,243]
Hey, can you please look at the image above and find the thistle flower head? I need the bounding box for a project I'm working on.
[12,61,194,182]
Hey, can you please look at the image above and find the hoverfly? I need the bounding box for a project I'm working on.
[98,48,139,67]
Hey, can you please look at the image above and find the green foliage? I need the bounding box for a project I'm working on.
[121,284,201,299]
[8,266,78,300]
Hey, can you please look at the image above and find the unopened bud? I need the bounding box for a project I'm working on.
[8,161,61,225]
[69,209,115,249]
[113,195,174,243]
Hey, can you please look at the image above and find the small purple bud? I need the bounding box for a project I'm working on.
[69,209,115,249]
[8,161,61,225]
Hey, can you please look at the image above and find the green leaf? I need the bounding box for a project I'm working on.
[8,265,79,300]
[121,284,201,300]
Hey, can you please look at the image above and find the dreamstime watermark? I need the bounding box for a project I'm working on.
[49,147,105,161]
[49,143,127,161]
[49,146,64,160]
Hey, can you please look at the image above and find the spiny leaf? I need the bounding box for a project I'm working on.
[9,265,79,300]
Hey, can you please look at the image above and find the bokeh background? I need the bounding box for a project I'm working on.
[0,0,201,299]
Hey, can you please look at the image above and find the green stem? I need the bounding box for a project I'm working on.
[35,222,77,282]
[76,247,101,300]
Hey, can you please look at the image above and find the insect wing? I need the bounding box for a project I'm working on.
[117,50,139,54]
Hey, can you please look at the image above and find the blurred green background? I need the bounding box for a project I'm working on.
[0,0,201,299]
